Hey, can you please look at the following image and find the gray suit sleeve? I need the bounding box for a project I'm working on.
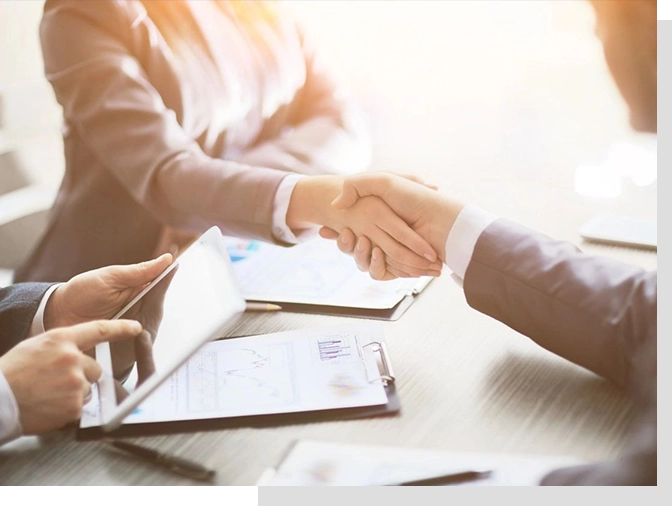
[40,1,286,239]
[0,283,54,355]
[464,218,656,389]
[463,219,657,485]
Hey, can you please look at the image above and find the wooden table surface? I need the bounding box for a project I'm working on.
[0,176,656,486]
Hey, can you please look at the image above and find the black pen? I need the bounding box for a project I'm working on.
[394,469,493,486]
[105,439,216,482]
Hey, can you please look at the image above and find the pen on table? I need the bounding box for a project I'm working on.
[392,469,493,486]
[105,439,216,482]
[245,302,282,312]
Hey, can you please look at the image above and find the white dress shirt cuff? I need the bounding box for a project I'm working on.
[272,174,319,244]
[29,284,62,337]
[0,369,22,445]
[445,205,497,279]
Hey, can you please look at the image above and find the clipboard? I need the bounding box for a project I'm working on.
[247,278,431,322]
[226,236,434,321]
[77,324,400,441]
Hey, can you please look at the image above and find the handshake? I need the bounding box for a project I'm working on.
[1,173,456,440]
[287,172,464,281]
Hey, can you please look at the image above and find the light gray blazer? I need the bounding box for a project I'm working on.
[16,0,369,283]
[465,219,656,485]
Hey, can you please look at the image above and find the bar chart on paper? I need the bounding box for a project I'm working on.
[316,337,352,362]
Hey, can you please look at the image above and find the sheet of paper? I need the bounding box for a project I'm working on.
[81,323,390,428]
[225,236,431,310]
[258,439,583,486]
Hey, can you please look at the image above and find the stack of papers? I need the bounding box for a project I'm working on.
[257,440,583,486]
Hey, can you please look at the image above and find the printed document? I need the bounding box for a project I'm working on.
[81,323,389,428]
[257,439,583,486]
[225,236,432,309]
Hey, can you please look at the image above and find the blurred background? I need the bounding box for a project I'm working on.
[288,1,656,188]
[0,0,657,285]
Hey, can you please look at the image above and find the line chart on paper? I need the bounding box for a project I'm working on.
[186,343,296,412]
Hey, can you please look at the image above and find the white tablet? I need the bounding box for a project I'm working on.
[81,226,246,432]
[579,215,657,250]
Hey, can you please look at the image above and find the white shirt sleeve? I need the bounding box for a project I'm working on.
[28,284,62,337]
[444,205,497,280]
[272,174,319,244]
[2,284,62,445]
[0,366,22,446]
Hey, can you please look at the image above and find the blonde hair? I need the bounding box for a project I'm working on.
[140,0,280,59]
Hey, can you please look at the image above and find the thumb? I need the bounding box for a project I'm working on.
[63,319,144,351]
[392,173,439,191]
[110,253,173,288]
[331,177,381,210]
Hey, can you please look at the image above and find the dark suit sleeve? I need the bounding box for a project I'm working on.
[463,218,657,485]
[0,283,54,355]
[464,218,656,389]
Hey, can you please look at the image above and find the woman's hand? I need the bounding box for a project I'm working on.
[319,173,464,280]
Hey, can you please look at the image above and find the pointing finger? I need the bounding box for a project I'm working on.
[59,320,143,352]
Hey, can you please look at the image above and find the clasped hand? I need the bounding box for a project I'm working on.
[317,173,462,280]
[287,174,450,279]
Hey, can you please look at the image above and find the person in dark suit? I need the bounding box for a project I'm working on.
[321,0,657,485]
[0,254,171,445]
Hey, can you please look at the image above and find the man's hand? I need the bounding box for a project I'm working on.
[44,254,173,330]
[108,266,177,382]
[286,175,443,277]
[320,173,463,280]
[0,319,143,435]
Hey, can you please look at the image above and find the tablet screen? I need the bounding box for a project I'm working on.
[82,227,246,430]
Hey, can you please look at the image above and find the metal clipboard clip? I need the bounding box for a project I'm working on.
[394,278,432,298]
[363,341,395,386]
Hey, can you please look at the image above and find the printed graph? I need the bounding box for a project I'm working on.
[186,344,295,413]
[226,239,261,263]
[226,237,350,299]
